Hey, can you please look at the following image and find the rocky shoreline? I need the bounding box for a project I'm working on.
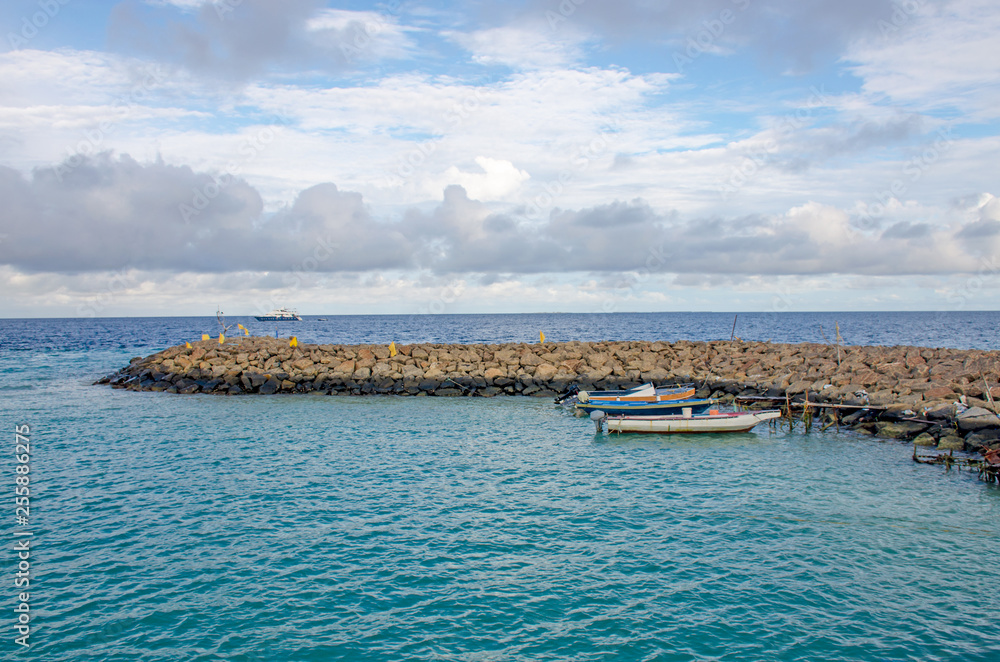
[98,336,1000,453]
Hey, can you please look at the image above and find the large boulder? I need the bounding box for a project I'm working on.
[922,402,957,420]
[534,363,559,381]
[937,435,965,451]
[956,407,1000,431]
[875,421,929,439]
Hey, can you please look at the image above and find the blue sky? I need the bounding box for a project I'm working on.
[1,0,998,316]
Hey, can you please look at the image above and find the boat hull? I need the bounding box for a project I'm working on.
[606,410,782,434]
[255,307,302,321]
[583,386,696,403]
[576,398,715,416]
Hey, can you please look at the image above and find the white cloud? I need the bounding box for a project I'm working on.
[844,0,1000,119]
[428,157,530,201]
[449,25,593,69]
[304,8,417,61]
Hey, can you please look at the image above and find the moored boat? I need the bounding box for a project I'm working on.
[599,409,782,434]
[555,382,694,404]
[575,397,716,416]
[580,383,696,403]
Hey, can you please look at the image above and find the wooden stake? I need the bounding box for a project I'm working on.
[982,373,996,412]
[835,321,842,367]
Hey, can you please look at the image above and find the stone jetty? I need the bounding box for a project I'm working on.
[98,336,1000,452]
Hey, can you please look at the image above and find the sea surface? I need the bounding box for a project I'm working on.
[2,312,999,661]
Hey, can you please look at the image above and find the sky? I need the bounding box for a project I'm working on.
[1,0,999,317]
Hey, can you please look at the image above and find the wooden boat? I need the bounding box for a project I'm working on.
[575,397,715,416]
[579,383,696,403]
[555,382,694,404]
[600,409,782,434]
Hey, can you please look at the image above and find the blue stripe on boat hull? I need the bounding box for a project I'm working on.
[575,398,715,415]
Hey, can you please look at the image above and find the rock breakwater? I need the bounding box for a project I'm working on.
[99,336,1000,452]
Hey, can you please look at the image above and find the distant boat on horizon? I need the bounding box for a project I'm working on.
[255,308,302,321]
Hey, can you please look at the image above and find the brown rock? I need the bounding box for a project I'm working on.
[534,363,559,381]
[484,367,506,380]
[922,386,956,400]
[519,352,544,367]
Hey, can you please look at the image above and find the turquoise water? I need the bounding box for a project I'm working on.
[3,315,1000,660]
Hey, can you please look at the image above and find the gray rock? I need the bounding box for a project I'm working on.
[937,435,965,451]
[259,379,280,395]
[956,407,1000,431]
[923,403,957,420]
[842,410,872,426]
[964,430,1000,451]
[875,421,929,439]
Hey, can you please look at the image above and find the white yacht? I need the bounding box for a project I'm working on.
[254,308,302,321]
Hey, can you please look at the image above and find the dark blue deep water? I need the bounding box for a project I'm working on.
[2,312,999,661]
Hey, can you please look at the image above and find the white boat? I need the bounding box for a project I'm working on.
[255,308,302,321]
[597,409,782,434]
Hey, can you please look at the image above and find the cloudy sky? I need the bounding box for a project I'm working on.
[1,0,998,317]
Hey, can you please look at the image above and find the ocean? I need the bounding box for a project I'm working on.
[2,312,999,661]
